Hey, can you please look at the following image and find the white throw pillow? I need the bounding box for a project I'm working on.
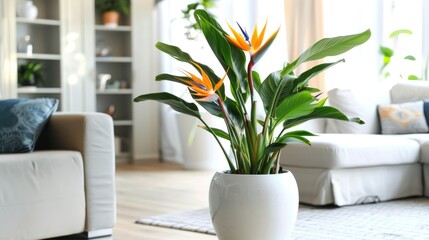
[326,88,390,134]
[378,101,429,134]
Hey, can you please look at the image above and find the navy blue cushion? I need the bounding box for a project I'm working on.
[0,98,58,153]
[424,100,429,126]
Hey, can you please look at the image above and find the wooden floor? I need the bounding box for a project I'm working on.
[110,161,218,240]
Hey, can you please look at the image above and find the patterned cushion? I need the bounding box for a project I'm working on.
[378,101,428,134]
[0,98,58,153]
[424,100,429,126]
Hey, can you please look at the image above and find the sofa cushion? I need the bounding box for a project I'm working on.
[424,100,429,126]
[280,134,420,169]
[378,101,428,134]
[0,98,58,153]
[326,87,390,134]
[396,134,429,145]
[421,142,429,164]
[390,82,429,104]
[0,151,86,239]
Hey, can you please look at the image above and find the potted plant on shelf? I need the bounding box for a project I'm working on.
[18,62,44,87]
[135,10,370,240]
[181,0,217,40]
[95,0,130,27]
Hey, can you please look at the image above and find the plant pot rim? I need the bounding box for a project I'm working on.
[217,169,290,176]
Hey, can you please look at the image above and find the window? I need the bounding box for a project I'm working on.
[323,0,425,89]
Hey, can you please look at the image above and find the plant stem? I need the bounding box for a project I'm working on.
[217,98,247,172]
[247,58,255,103]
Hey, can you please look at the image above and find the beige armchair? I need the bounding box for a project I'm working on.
[0,113,116,239]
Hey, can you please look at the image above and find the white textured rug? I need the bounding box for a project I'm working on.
[136,197,429,239]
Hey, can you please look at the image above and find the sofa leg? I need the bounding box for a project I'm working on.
[86,229,113,239]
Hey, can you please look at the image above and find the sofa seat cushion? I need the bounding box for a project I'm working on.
[281,134,420,169]
[0,151,86,239]
[394,134,429,145]
[421,142,429,164]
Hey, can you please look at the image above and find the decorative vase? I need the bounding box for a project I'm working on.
[209,170,299,240]
[17,0,38,20]
[102,11,120,27]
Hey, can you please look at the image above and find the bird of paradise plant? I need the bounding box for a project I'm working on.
[134,10,371,174]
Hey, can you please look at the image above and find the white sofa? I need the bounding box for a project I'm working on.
[0,113,116,239]
[281,82,429,206]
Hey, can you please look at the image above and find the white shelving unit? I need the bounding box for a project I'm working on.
[15,0,63,110]
[94,1,134,163]
[1,0,160,163]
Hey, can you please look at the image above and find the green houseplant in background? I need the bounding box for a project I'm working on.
[18,62,44,87]
[135,10,370,240]
[181,0,217,40]
[95,0,129,27]
[379,29,428,80]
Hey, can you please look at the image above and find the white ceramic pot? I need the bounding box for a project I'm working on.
[17,0,38,20]
[209,171,299,240]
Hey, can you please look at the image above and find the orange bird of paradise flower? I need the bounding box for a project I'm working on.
[226,21,279,59]
[180,62,226,102]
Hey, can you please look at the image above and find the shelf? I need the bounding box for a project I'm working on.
[97,89,133,94]
[114,120,133,126]
[96,57,132,62]
[95,25,131,32]
[17,53,61,60]
[17,87,61,94]
[16,18,60,26]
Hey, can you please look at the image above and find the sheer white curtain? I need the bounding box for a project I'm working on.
[284,0,325,92]
[322,0,382,90]
[156,0,287,163]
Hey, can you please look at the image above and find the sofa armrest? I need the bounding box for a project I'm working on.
[38,112,116,233]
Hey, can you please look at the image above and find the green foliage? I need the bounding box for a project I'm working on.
[379,29,425,80]
[181,0,218,40]
[134,10,370,174]
[95,0,130,15]
[18,62,44,87]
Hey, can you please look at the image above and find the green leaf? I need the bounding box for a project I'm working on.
[200,126,230,140]
[156,42,192,62]
[383,56,391,65]
[223,98,245,131]
[404,55,416,61]
[194,10,247,98]
[264,143,286,155]
[408,75,420,80]
[156,42,225,100]
[293,59,345,92]
[379,46,394,57]
[283,106,364,129]
[265,131,315,154]
[257,71,296,111]
[134,92,200,118]
[282,29,371,75]
[389,29,413,38]
[317,97,328,107]
[199,98,244,131]
[252,71,262,92]
[275,91,316,125]
[155,73,190,85]
[303,87,320,93]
